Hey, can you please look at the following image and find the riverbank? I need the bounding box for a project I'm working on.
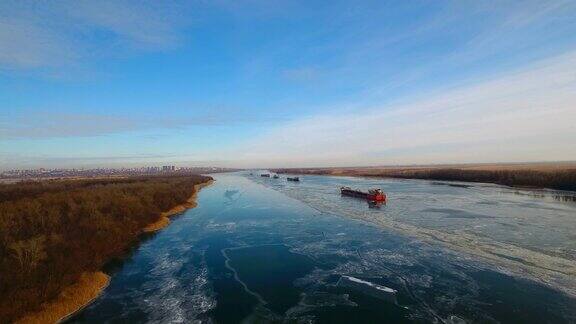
[15,272,110,324]
[15,178,213,323]
[144,180,214,232]
[273,162,576,191]
[1,175,213,322]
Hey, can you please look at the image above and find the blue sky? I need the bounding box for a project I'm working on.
[1,0,576,169]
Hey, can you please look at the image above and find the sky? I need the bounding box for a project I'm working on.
[1,0,576,169]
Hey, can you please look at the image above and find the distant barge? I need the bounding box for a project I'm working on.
[287,177,300,182]
[261,174,271,177]
[341,187,386,202]
[337,275,397,304]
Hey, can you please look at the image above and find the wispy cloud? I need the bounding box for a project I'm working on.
[0,102,292,139]
[0,110,258,139]
[2,1,575,169]
[228,51,576,167]
[0,0,192,72]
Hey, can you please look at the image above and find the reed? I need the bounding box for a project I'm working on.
[15,272,110,324]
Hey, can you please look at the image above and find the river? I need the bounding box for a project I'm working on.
[69,172,576,323]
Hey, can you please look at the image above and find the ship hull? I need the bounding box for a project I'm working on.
[341,189,386,201]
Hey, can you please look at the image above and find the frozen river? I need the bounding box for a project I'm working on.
[70,172,576,323]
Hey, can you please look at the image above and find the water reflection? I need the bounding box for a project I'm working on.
[368,201,385,209]
[224,189,239,200]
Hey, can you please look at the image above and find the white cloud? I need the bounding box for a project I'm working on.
[0,17,77,69]
[227,51,576,167]
[0,0,192,71]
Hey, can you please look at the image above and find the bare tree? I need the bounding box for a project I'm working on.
[9,235,47,275]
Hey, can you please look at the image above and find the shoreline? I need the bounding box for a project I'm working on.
[16,179,214,323]
[143,179,214,232]
[273,167,576,192]
[15,272,110,324]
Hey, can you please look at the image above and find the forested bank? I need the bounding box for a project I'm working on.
[0,174,212,322]
[386,168,576,191]
[274,168,576,191]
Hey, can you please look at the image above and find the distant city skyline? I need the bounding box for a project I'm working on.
[0,165,233,179]
[1,0,576,169]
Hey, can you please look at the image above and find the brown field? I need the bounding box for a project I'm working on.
[273,161,576,191]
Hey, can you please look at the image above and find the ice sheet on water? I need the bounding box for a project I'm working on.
[71,173,576,323]
[252,174,576,296]
[135,247,216,323]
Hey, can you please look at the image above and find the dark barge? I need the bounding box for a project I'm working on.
[340,187,386,202]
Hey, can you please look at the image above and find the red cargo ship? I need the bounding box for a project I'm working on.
[340,187,387,202]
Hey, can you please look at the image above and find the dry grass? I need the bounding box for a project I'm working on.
[16,272,110,324]
[143,180,213,233]
[143,216,171,232]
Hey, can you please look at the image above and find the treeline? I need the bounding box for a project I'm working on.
[274,168,576,191]
[0,174,212,322]
[384,168,576,191]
